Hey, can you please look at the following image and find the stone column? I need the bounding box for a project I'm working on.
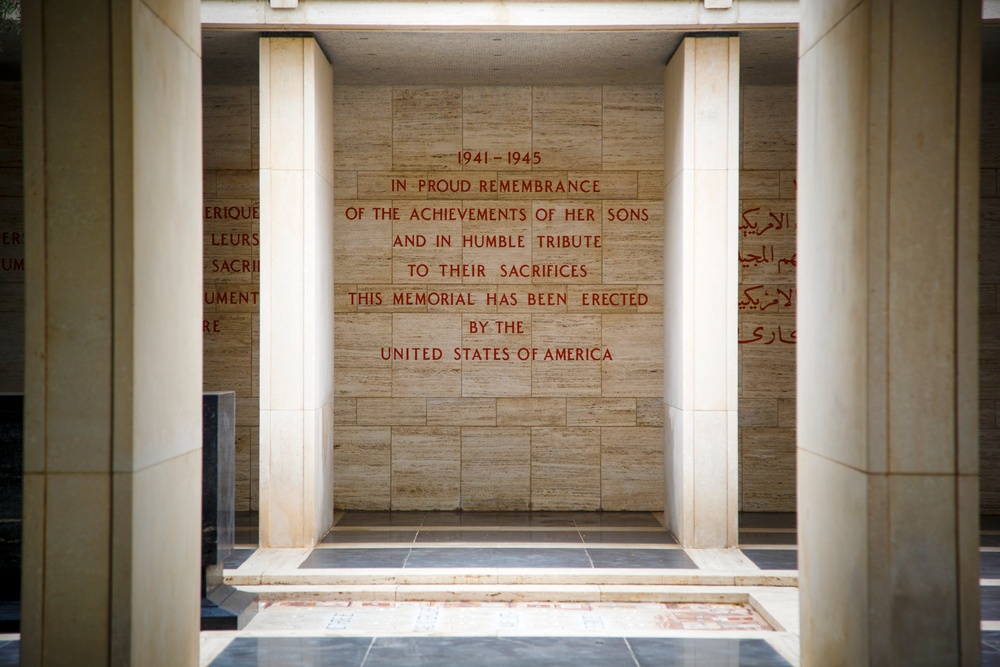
[258,37,335,548]
[797,0,980,663]
[662,37,740,548]
[20,0,203,664]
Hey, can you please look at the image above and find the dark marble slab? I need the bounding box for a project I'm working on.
[628,637,790,666]
[983,552,1000,579]
[983,630,1000,666]
[0,601,18,633]
[299,548,410,569]
[224,548,256,569]
[742,549,798,571]
[580,530,677,544]
[405,547,594,569]
[0,395,22,602]
[571,512,661,527]
[364,636,633,667]
[208,636,794,667]
[983,586,1000,621]
[0,639,17,667]
[587,548,697,569]
[335,511,427,527]
[739,531,797,546]
[324,530,418,544]
[209,637,373,667]
[739,512,797,530]
[414,530,583,544]
[203,392,236,573]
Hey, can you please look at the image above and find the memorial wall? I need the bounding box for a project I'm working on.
[0,83,22,396]
[737,85,797,512]
[150,76,1000,515]
[980,84,1000,514]
[202,84,260,511]
[331,86,666,510]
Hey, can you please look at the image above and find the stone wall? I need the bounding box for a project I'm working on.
[202,84,260,512]
[331,85,665,511]
[738,84,797,512]
[0,82,23,394]
[981,84,1000,514]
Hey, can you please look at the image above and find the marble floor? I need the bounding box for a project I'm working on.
[204,510,800,666]
[0,512,996,665]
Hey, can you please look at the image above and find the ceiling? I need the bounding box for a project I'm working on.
[202,28,799,87]
[1,23,999,85]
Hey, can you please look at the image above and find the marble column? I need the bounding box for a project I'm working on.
[20,0,203,663]
[258,37,335,548]
[797,0,980,663]
[662,37,740,548]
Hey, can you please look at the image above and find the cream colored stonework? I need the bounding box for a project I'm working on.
[334,85,665,510]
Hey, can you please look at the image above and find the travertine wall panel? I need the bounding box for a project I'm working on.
[738,84,798,512]
[334,85,664,510]
[203,84,260,511]
[981,85,1000,513]
[0,83,23,393]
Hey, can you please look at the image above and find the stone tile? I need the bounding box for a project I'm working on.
[571,170,637,199]
[567,398,636,426]
[334,200,393,284]
[462,86,532,168]
[426,398,497,426]
[982,168,998,198]
[740,428,796,512]
[636,399,664,427]
[587,549,695,569]
[391,313,462,397]
[461,211,532,280]
[203,313,253,397]
[601,314,663,398]
[981,285,997,314]
[532,87,603,170]
[356,171,426,200]
[392,87,463,170]
[333,314,392,397]
[739,170,780,199]
[460,314,532,398]
[392,427,461,510]
[532,315,602,397]
[739,399,778,428]
[637,170,664,199]
[216,169,259,198]
[778,170,797,199]
[531,427,601,510]
[601,427,664,510]
[777,399,796,428]
[602,86,664,171]
[982,400,997,429]
[602,201,664,283]
[740,85,796,170]
[461,427,531,510]
[357,398,427,426]
[531,202,603,284]
[496,398,566,426]
[739,339,796,399]
[392,213,464,284]
[333,427,391,510]
[335,170,358,200]
[203,85,253,170]
[334,86,393,171]
[202,170,217,198]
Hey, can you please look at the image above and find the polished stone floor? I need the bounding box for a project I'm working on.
[2,513,999,665]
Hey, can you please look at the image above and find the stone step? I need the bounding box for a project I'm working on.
[235,583,765,604]
[226,568,796,588]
